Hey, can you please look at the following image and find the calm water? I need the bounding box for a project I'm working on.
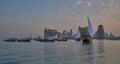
[0,40,120,64]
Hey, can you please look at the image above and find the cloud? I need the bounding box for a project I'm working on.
[65,15,75,21]
[110,0,114,3]
[108,0,115,7]
[76,0,83,5]
[64,6,67,10]
[65,15,77,22]
[99,1,105,6]
[108,3,114,6]
[86,1,94,7]
[73,0,83,8]
[87,2,92,7]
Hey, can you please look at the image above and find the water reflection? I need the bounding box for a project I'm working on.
[76,41,105,64]
[80,43,94,64]
[1,40,120,64]
[95,40,105,64]
[43,40,105,64]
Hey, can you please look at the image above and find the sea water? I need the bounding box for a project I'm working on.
[0,40,120,64]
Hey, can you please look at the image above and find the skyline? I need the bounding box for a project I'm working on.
[0,0,120,39]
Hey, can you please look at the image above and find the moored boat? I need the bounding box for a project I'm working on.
[81,16,94,43]
[53,34,68,41]
[56,38,68,41]
[17,39,31,42]
[17,37,31,42]
[33,36,55,42]
[74,30,81,41]
[4,38,17,42]
[17,33,32,42]
[82,35,92,43]
[75,38,81,41]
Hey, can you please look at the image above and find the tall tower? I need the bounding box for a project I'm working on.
[70,29,73,39]
[96,25,105,39]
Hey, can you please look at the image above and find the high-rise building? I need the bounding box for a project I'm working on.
[96,25,105,39]
[109,32,114,38]
[104,33,109,38]
[44,28,57,38]
[70,29,73,39]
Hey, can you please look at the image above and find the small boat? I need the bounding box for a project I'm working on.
[56,38,68,41]
[74,30,81,41]
[53,34,68,41]
[33,36,42,41]
[17,39,31,42]
[4,38,16,42]
[81,16,94,43]
[17,37,31,42]
[33,36,55,42]
[82,35,92,43]
[17,33,32,42]
[75,38,81,41]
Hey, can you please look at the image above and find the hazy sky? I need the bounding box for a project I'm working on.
[0,0,120,38]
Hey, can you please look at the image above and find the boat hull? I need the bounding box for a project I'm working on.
[82,39,92,44]
[75,38,81,41]
[4,40,16,42]
[17,40,31,42]
[82,36,92,44]
[57,39,68,41]
[4,38,16,42]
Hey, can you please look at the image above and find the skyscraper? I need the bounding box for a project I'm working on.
[96,25,105,39]
[70,29,73,39]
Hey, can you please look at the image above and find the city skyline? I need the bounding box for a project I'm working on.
[0,0,120,39]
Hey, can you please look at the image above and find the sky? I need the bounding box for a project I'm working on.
[0,0,120,39]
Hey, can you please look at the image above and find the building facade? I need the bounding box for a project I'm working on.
[44,28,57,38]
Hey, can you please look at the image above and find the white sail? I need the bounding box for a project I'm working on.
[87,16,94,37]
[48,34,58,40]
[75,30,81,38]
[52,34,58,39]
[54,34,58,39]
